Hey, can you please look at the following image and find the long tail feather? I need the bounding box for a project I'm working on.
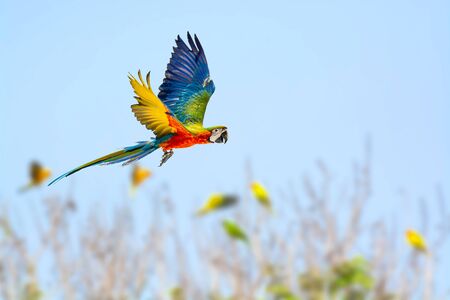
[48,141,160,186]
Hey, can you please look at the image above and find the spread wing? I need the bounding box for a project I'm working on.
[129,70,178,138]
[158,33,215,128]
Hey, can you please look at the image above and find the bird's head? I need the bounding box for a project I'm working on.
[207,126,228,144]
[405,229,417,238]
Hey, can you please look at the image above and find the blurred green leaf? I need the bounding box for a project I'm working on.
[298,268,325,300]
[222,219,248,243]
[169,286,184,300]
[266,283,300,300]
[326,256,374,300]
[21,282,43,300]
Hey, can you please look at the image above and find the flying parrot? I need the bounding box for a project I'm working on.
[405,229,428,254]
[196,193,238,216]
[129,164,152,197]
[49,33,227,185]
[222,219,249,243]
[19,161,52,192]
[250,181,272,210]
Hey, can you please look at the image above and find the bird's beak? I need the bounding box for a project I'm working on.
[222,130,228,144]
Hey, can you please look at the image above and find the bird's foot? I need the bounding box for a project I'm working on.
[159,150,174,167]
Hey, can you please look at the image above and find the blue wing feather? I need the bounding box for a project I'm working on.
[158,32,215,125]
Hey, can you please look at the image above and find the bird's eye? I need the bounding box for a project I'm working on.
[203,76,210,87]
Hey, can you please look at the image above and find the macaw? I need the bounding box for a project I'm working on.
[196,193,238,216]
[250,181,272,210]
[405,229,428,253]
[49,33,227,185]
[19,161,52,192]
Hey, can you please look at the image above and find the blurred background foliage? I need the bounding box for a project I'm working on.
[0,146,448,300]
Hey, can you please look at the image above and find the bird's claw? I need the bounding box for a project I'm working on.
[159,150,174,167]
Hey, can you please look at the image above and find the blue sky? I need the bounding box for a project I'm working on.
[1,0,449,294]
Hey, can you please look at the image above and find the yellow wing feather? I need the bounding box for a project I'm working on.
[129,70,177,138]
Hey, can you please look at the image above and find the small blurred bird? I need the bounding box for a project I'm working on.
[19,161,51,192]
[405,229,428,254]
[250,181,272,210]
[196,193,238,216]
[129,165,152,197]
[222,219,248,243]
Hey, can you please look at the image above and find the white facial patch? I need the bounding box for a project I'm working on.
[210,129,222,142]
